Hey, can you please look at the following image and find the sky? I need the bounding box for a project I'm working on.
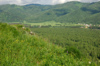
[0,0,100,5]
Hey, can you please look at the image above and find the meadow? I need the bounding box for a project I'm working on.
[8,21,81,27]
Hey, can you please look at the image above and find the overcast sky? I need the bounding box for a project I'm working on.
[0,0,100,5]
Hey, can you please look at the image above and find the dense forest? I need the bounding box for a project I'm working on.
[0,1,100,24]
[31,28,100,65]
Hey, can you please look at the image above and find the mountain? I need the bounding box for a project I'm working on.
[0,1,100,24]
[0,4,52,22]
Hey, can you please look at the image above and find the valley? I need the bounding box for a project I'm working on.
[0,1,100,66]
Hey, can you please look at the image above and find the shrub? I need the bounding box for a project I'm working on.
[65,46,82,59]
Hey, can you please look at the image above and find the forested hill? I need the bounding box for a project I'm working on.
[0,1,100,24]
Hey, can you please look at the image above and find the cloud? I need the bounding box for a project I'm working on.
[81,0,100,3]
[0,0,100,5]
[52,0,80,4]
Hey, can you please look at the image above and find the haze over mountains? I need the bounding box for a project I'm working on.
[0,0,100,5]
[0,1,100,24]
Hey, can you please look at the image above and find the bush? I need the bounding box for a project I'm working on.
[65,46,82,59]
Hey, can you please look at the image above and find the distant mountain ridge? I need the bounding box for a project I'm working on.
[25,4,51,6]
[0,1,100,24]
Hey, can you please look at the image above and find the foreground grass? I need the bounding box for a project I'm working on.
[0,23,96,66]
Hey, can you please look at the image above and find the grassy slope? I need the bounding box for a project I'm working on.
[0,23,96,66]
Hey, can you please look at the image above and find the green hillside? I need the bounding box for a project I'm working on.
[0,23,96,66]
[0,5,26,22]
[0,4,52,22]
[0,1,100,24]
[28,1,86,23]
